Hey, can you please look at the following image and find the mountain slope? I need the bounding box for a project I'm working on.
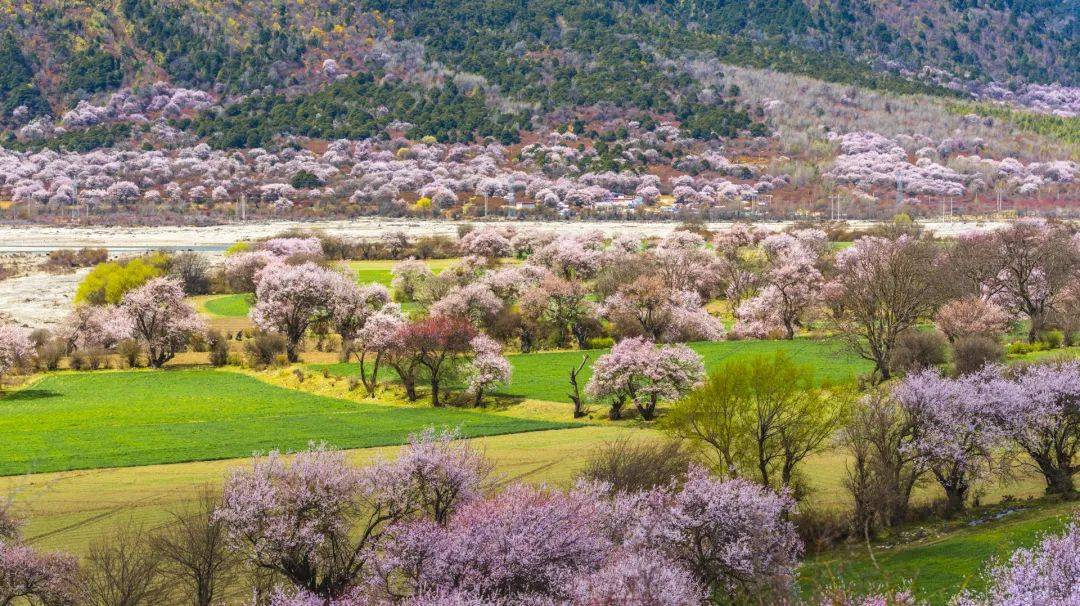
[0,0,1074,130]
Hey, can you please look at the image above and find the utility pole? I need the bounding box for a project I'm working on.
[72,179,79,222]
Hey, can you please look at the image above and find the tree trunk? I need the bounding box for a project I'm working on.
[943,484,968,518]
[573,323,589,349]
[1034,454,1076,495]
[609,397,625,420]
[876,360,891,382]
[519,329,533,353]
[1028,314,1044,343]
[757,437,771,489]
[635,395,658,421]
[1045,468,1075,495]
[431,378,442,407]
[395,366,418,401]
[359,351,381,397]
[474,388,484,408]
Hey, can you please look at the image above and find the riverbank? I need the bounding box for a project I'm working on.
[0,218,1018,253]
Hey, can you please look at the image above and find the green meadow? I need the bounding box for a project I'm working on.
[201,293,252,317]
[313,337,873,403]
[0,369,575,476]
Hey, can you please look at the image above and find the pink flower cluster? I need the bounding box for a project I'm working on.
[121,277,206,367]
[586,336,705,420]
[956,516,1080,605]
[0,324,32,378]
[219,431,801,606]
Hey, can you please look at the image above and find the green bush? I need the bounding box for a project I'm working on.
[244,333,288,369]
[75,253,170,305]
[290,170,324,189]
[207,330,231,367]
[586,337,614,350]
[1007,340,1052,356]
[1042,330,1065,349]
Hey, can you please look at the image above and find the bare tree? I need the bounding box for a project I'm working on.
[841,392,929,535]
[151,488,240,606]
[568,354,590,418]
[827,237,944,382]
[78,523,172,606]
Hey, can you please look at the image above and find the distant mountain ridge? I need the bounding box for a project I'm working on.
[0,0,1074,130]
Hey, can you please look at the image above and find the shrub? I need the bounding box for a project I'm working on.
[1042,330,1065,349]
[117,339,142,368]
[79,348,108,370]
[793,504,851,554]
[68,349,87,370]
[586,336,614,350]
[189,333,208,353]
[207,330,230,367]
[1007,341,1046,356]
[888,329,948,375]
[75,253,170,305]
[953,335,1004,375]
[243,333,288,368]
[43,247,108,271]
[36,339,65,371]
[578,436,693,492]
[411,235,458,259]
[168,252,211,295]
[28,329,52,349]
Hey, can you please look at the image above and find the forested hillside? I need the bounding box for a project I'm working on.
[0,0,1074,123]
[0,0,1074,224]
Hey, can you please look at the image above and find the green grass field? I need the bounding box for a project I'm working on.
[802,501,1077,603]
[201,293,252,317]
[341,258,459,287]
[1,425,634,554]
[0,369,575,476]
[313,338,872,403]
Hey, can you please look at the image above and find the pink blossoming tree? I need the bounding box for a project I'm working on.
[0,324,32,389]
[892,368,1004,516]
[0,505,79,606]
[215,430,490,600]
[586,337,705,420]
[61,305,133,351]
[934,297,1012,341]
[989,361,1080,495]
[615,467,803,598]
[120,277,205,368]
[463,335,512,407]
[251,263,337,362]
[735,244,822,340]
